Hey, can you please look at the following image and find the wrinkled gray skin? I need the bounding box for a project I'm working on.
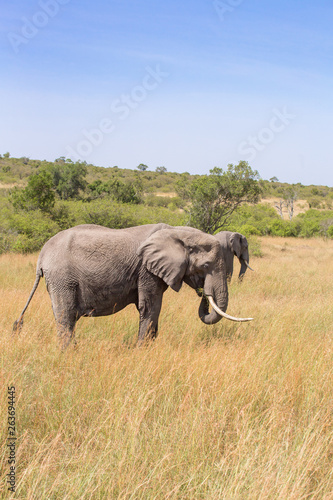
[214,231,250,281]
[13,223,233,348]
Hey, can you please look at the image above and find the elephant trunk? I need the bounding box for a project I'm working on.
[199,270,228,325]
[239,258,248,279]
[238,249,250,279]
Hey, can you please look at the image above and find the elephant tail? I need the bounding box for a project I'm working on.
[12,269,43,334]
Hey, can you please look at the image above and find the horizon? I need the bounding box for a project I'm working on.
[3,154,333,189]
[2,1,333,186]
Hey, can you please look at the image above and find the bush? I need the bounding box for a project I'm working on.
[50,202,78,230]
[144,195,182,210]
[296,209,333,238]
[78,200,137,228]
[8,210,60,253]
[10,170,55,212]
[247,235,263,257]
[228,203,279,235]
[233,224,261,236]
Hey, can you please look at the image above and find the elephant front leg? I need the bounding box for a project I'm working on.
[137,274,167,342]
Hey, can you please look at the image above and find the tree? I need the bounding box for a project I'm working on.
[107,179,142,204]
[10,169,55,212]
[274,200,285,219]
[283,188,298,220]
[88,178,143,204]
[49,161,87,200]
[155,166,167,174]
[176,161,262,234]
[137,163,148,172]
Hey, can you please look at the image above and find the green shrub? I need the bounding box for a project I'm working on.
[8,210,60,253]
[296,209,333,238]
[50,202,78,230]
[247,235,263,257]
[10,170,55,212]
[233,224,261,236]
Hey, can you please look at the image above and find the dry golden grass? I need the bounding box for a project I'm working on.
[1,237,333,499]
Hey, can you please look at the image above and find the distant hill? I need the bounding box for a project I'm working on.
[0,155,332,211]
[0,155,332,254]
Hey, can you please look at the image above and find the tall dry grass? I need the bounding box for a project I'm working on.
[1,237,333,499]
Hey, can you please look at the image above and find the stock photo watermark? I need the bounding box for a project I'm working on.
[214,0,245,21]
[238,107,296,162]
[66,64,169,161]
[7,386,16,493]
[8,0,70,54]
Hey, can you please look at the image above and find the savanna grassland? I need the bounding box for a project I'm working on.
[1,237,333,499]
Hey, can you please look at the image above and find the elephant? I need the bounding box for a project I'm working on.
[13,223,253,348]
[214,231,253,281]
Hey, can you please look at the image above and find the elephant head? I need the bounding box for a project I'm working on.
[137,227,252,326]
[229,232,253,280]
[214,231,253,281]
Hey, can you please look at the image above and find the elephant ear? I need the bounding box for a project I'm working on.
[137,229,188,292]
[229,232,242,258]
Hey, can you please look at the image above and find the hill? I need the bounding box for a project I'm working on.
[1,154,333,204]
[0,155,332,254]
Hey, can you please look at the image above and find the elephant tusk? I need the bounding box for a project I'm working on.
[244,261,254,271]
[206,295,253,322]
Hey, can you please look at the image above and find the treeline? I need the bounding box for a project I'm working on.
[0,157,187,253]
[1,155,333,207]
[0,155,332,254]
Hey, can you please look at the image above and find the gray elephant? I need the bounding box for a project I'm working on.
[13,223,252,348]
[214,231,253,281]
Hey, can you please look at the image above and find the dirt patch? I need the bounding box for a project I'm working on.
[154,192,177,198]
[0,182,22,189]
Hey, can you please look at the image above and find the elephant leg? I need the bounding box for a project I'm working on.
[137,274,167,342]
[48,285,79,350]
[56,315,78,350]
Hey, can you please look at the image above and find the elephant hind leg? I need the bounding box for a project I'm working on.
[48,287,79,350]
[56,317,78,350]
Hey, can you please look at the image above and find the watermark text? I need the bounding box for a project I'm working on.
[7,386,16,493]
[238,107,296,162]
[8,0,70,54]
[66,64,169,160]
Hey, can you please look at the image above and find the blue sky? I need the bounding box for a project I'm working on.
[1,0,333,185]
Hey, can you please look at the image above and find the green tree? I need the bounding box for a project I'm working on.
[50,161,87,200]
[177,161,262,234]
[155,166,167,173]
[137,163,148,172]
[88,178,143,204]
[108,179,143,204]
[10,169,55,212]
